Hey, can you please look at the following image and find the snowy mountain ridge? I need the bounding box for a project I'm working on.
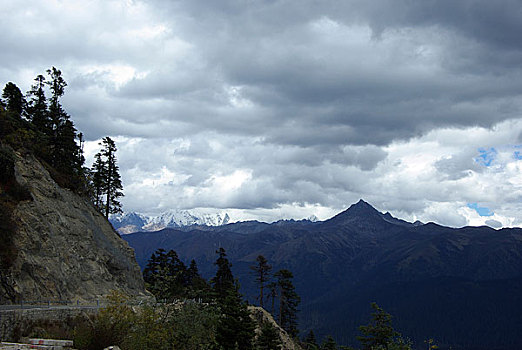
[110,209,231,234]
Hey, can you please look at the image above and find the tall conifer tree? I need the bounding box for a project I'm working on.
[211,247,255,350]
[211,247,235,301]
[250,255,272,308]
[2,82,25,118]
[275,269,300,337]
[90,137,123,217]
[91,152,106,211]
[27,74,49,134]
[256,321,282,350]
[101,137,123,218]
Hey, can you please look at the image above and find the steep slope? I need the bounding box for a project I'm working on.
[249,306,303,350]
[0,151,147,303]
[124,200,522,349]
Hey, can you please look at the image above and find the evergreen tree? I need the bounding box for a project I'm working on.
[357,303,411,350]
[46,67,67,134]
[1,70,86,193]
[215,285,256,350]
[92,137,123,218]
[211,247,235,301]
[142,248,189,300]
[91,152,106,211]
[186,259,210,300]
[320,335,338,350]
[256,321,282,350]
[27,74,49,134]
[53,118,84,179]
[2,82,25,118]
[274,269,300,338]
[267,281,277,315]
[44,68,83,179]
[304,330,319,350]
[212,247,256,350]
[250,255,272,308]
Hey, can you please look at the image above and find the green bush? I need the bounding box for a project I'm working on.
[73,291,221,350]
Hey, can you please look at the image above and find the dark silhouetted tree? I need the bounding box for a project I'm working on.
[91,152,106,211]
[211,247,255,350]
[267,281,277,315]
[256,321,282,350]
[44,67,83,178]
[2,82,25,118]
[321,335,338,350]
[304,330,319,350]
[357,303,411,350]
[275,269,300,337]
[186,259,210,300]
[142,248,189,300]
[211,247,235,301]
[91,137,123,218]
[46,67,67,134]
[27,74,49,133]
[250,254,272,308]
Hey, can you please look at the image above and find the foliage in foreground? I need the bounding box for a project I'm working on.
[73,291,220,350]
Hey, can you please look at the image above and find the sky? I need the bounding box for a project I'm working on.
[1,0,522,228]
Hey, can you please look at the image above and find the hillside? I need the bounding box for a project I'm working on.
[1,71,148,303]
[0,148,147,303]
[124,200,522,349]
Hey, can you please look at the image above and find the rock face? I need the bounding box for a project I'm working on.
[249,306,302,350]
[0,152,147,303]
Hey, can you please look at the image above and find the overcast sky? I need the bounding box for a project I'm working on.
[2,0,522,227]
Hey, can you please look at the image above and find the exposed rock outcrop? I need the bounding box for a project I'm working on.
[249,306,303,350]
[0,152,147,303]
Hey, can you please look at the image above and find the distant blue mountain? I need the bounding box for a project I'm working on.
[123,200,522,350]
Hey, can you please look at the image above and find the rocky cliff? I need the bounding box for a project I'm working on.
[0,151,147,303]
[249,306,302,350]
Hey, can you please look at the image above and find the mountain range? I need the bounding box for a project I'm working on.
[122,200,522,350]
[110,209,232,234]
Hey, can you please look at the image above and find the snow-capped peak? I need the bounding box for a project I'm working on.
[110,209,231,234]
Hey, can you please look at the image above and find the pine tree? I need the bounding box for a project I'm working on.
[250,255,272,308]
[142,248,189,300]
[211,247,235,301]
[45,67,83,178]
[53,118,83,180]
[27,74,49,134]
[2,82,25,118]
[357,303,411,350]
[186,259,210,300]
[46,67,67,135]
[212,247,255,350]
[91,152,106,211]
[95,137,123,218]
[256,321,282,350]
[274,269,300,337]
[304,330,319,350]
[320,335,338,350]
[267,281,277,315]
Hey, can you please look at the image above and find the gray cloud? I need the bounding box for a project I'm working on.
[2,0,522,225]
[485,219,503,229]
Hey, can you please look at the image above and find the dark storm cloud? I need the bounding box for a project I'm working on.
[358,0,522,51]
[134,0,522,149]
[2,0,522,226]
